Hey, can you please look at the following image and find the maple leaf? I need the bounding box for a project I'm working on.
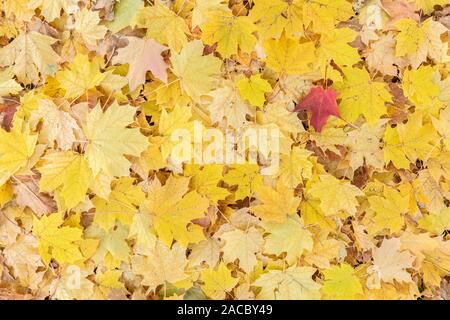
[251,0,345,40]
[419,207,450,236]
[307,174,363,217]
[223,164,263,201]
[303,0,354,34]
[56,54,106,99]
[254,266,321,300]
[0,31,60,84]
[432,106,450,150]
[2,0,450,301]
[92,177,145,231]
[219,226,264,273]
[29,99,81,150]
[136,0,189,52]
[130,213,157,255]
[73,7,107,47]
[334,67,392,125]
[277,146,314,188]
[185,164,230,203]
[38,151,92,210]
[171,40,222,100]
[396,18,449,68]
[86,223,130,268]
[82,102,148,177]
[262,215,313,264]
[261,100,305,135]
[201,9,257,58]
[367,238,415,287]
[132,241,189,291]
[317,27,360,68]
[0,117,37,186]
[145,175,209,247]
[33,212,83,265]
[236,74,272,108]
[402,65,441,110]
[366,34,407,76]
[207,83,253,129]
[0,78,22,102]
[321,263,363,300]
[384,112,438,169]
[249,0,291,39]
[189,238,221,268]
[39,0,70,22]
[107,0,143,33]
[251,181,300,222]
[201,262,238,299]
[413,0,450,14]
[367,186,409,234]
[294,86,340,132]
[345,120,387,171]
[113,37,168,91]
[263,34,315,75]
[192,0,228,27]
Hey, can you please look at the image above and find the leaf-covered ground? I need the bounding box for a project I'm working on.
[0,0,450,300]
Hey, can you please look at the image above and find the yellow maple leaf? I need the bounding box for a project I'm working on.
[395,18,449,68]
[367,186,409,234]
[262,215,313,264]
[0,117,37,186]
[171,40,222,100]
[345,121,386,171]
[0,78,22,102]
[132,241,189,291]
[302,0,354,35]
[29,99,81,150]
[402,65,442,114]
[201,9,257,58]
[73,7,107,47]
[263,33,315,74]
[249,0,305,39]
[86,223,130,268]
[251,181,301,222]
[33,212,83,265]
[145,175,209,247]
[307,174,363,217]
[136,0,189,52]
[107,0,143,33]
[413,0,450,14]
[367,238,415,287]
[321,263,363,300]
[0,31,60,84]
[206,82,252,129]
[334,66,392,125]
[192,0,227,27]
[277,146,314,188]
[419,207,450,236]
[432,106,450,150]
[220,226,264,273]
[93,177,145,231]
[185,164,230,203]
[223,164,263,200]
[56,54,106,99]
[201,262,238,299]
[254,266,321,299]
[384,112,438,169]
[236,74,272,108]
[83,102,148,177]
[38,151,92,210]
[317,27,360,68]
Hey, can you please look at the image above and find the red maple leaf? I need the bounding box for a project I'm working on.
[294,87,340,132]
